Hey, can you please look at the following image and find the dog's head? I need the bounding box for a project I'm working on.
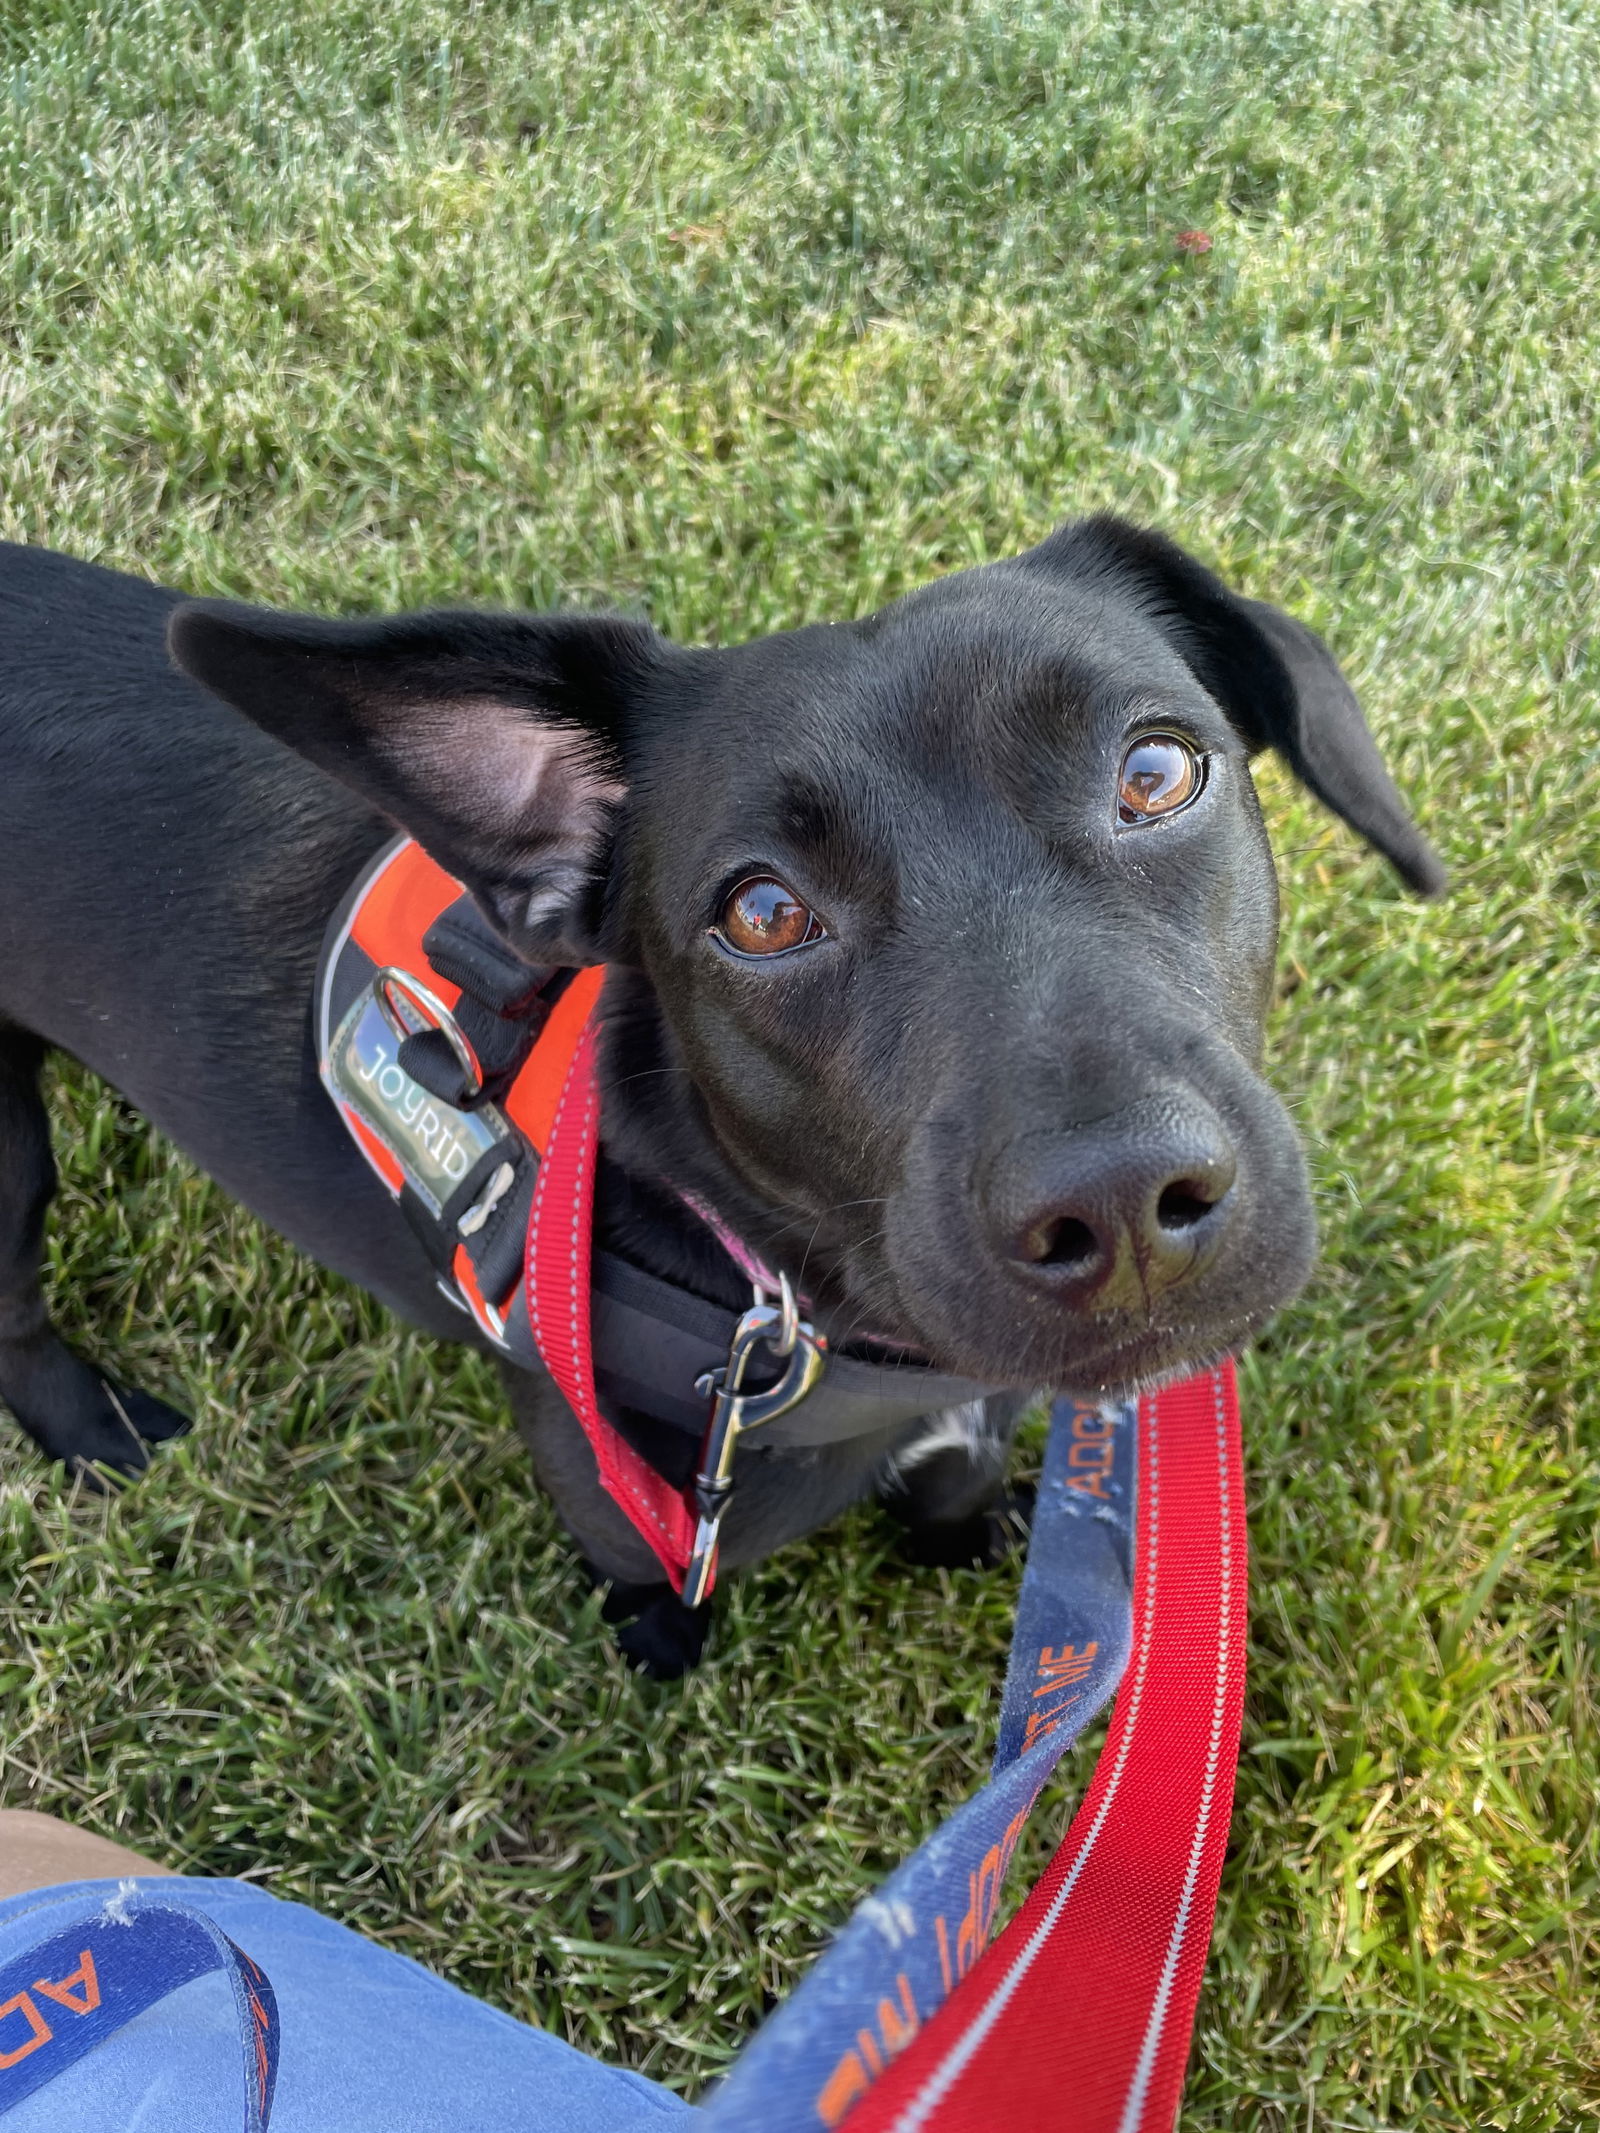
[171,518,1443,1397]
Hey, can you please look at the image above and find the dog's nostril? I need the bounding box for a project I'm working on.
[991,1107,1237,1302]
[1021,1215,1100,1269]
[1156,1179,1222,1232]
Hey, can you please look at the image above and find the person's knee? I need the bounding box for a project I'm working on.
[0,1809,173,1900]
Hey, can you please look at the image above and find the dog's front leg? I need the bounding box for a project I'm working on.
[877,1394,1034,1569]
[497,1363,712,1678]
[0,1028,191,1479]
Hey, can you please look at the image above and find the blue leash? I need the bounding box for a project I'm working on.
[0,1896,278,2127]
[701,1396,1137,2129]
[0,1398,1130,2131]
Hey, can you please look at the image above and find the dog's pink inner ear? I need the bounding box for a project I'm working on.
[376,698,627,944]
[392,699,624,851]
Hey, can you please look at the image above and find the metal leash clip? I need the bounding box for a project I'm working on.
[680,1272,827,1608]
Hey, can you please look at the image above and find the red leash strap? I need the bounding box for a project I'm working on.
[529,1008,1246,2126]
[842,1363,1246,2133]
[524,1015,698,1589]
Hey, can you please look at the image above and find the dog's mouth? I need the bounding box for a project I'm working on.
[822,1291,1274,1400]
[797,1301,937,1380]
[807,1253,1262,1393]
[802,1159,1313,1399]
[819,1062,1324,1400]
[673,1038,1317,1404]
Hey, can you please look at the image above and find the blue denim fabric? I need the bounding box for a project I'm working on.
[0,1877,694,2132]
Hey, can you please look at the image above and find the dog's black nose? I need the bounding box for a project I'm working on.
[988,1096,1238,1311]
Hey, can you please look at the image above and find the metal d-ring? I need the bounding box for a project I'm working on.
[770,1270,800,1358]
[374,966,484,1100]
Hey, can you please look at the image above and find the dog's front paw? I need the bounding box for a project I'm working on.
[1,1340,193,1485]
[69,1382,192,1484]
[598,1576,712,1679]
[900,1481,1036,1572]
[111,1386,192,1445]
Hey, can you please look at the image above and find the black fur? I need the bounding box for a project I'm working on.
[0,522,1443,1668]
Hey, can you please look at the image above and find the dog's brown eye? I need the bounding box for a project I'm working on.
[1118,735,1202,823]
[716,877,825,957]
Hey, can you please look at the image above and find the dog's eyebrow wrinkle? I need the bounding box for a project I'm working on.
[771,776,896,902]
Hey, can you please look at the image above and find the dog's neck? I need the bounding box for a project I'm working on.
[589,968,838,1320]
[586,970,782,1313]
[591,1151,756,1312]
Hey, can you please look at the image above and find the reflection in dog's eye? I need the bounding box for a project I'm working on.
[1118,734,1202,824]
[715,876,827,957]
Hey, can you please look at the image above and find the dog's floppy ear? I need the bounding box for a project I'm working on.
[1023,516,1448,896]
[169,601,666,963]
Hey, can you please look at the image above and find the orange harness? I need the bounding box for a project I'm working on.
[319,836,603,1348]
[317,837,1000,1592]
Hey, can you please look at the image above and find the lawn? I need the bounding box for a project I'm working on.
[1,1,1597,2125]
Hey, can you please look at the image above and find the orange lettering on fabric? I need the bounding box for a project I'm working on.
[1033,1642,1098,1694]
[0,1993,52,2070]
[955,1862,987,1979]
[250,1999,272,2104]
[934,1914,954,1996]
[876,1974,920,2055]
[1023,1696,1082,1751]
[33,1950,100,2017]
[817,2049,871,2126]
[814,1969,922,2123]
[955,1810,1032,1978]
[1062,1470,1111,1498]
[960,1842,998,1970]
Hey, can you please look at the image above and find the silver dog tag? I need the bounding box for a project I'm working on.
[327,990,507,1215]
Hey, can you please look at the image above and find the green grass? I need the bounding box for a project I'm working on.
[1,1,1597,2124]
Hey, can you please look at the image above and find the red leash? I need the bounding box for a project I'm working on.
[524,1017,699,1584]
[840,1364,1246,2133]
[529,1008,1248,2128]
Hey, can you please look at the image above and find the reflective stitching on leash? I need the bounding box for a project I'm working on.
[531,1029,677,1554]
[882,1392,1166,2133]
[525,1078,549,1356]
[1114,1366,1233,2132]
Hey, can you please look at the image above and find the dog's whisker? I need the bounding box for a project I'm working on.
[607,1065,697,1092]
[760,1197,889,1248]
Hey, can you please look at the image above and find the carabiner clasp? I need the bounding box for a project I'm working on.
[680,1273,826,1608]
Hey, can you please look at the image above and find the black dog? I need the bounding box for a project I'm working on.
[0,517,1442,1671]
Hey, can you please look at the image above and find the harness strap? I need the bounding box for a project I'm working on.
[524,1016,699,1586]
[589,1253,996,1447]
[399,895,564,1107]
